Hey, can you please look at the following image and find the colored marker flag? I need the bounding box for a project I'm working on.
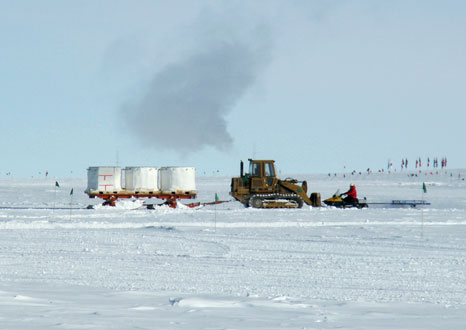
[422,182,427,193]
[55,181,60,188]
[215,193,219,202]
[70,188,74,195]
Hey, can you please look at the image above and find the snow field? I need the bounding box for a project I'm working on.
[0,171,465,329]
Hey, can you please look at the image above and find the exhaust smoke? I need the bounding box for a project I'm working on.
[121,37,271,153]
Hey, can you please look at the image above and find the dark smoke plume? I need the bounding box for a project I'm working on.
[121,38,270,153]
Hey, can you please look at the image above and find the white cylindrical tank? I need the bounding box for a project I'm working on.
[159,167,196,192]
[86,167,122,192]
[124,167,159,192]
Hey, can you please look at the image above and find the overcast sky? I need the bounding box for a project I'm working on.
[1,0,465,177]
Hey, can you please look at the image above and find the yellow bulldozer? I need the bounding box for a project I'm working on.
[230,159,321,208]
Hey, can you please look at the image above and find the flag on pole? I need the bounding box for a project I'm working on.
[55,181,60,188]
[422,182,427,193]
[70,188,74,195]
[215,192,219,202]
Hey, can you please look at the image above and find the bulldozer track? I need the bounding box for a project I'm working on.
[249,194,304,209]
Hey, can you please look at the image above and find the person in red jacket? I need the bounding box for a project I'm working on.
[341,184,357,204]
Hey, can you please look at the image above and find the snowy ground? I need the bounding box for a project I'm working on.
[0,170,465,329]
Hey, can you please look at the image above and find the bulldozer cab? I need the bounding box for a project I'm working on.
[247,159,277,191]
[247,159,276,177]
